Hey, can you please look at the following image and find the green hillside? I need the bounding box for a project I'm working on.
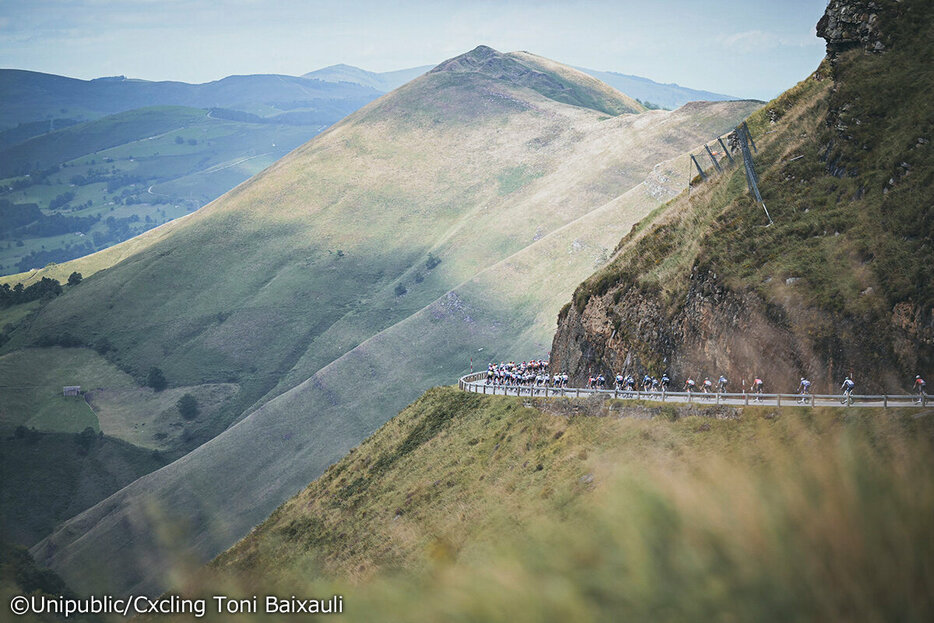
[552,0,933,393]
[0,429,166,547]
[0,347,135,434]
[0,107,331,276]
[19,47,757,595]
[182,388,933,622]
[0,106,206,178]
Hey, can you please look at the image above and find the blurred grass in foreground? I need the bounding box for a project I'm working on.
[171,395,934,622]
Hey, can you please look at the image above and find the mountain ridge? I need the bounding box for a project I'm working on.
[575,67,742,109]
[0,69,381,129]
[302,63,433,92]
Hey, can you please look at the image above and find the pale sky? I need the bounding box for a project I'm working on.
[0,0,829,100]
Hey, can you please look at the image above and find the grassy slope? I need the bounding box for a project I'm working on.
[0,344,242,455]
[22,49,757,595]
[0,347,135,434]
[507,51,645,116]
[88,382,239,452]
[199,388,934,622]
[0,430,166,547]
[566,0,933,390]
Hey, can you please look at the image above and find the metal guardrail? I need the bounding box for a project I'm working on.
[458,373,928,408]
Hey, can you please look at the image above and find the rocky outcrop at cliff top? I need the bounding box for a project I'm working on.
[816,0,891,53]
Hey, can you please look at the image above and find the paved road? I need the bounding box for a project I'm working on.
[458,373,928,409]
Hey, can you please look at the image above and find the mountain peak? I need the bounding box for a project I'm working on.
[429,45,502,73]
[425,46,643,116]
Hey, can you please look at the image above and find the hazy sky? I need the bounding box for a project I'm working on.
[0,0,828,100]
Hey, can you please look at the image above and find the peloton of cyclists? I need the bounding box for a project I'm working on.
[481,358,928,406]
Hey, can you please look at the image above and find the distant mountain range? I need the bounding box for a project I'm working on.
[574,68,741,109]
[0,62,739,132]
[303,63,434,92]
[0,69,381,130]
[303,62,740,110]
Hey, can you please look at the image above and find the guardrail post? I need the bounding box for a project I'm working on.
[688,392,693,403]
[847,394,852,407]
[661,390,666,402]
[777,394,781,407]
[883,394,888,408]
[614,389,618,399]
[744,392,749,406]
[923,393,927,407]
[810,394,815,407]
[576,389,580,398]
[483,385,487,394]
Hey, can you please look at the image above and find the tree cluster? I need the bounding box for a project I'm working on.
[0,277,62,308]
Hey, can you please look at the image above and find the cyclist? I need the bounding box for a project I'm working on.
[684,378,696,393]
[914,375,927,403]
[797,377,811,404]
[615,373,625,391]
[717,375,728,393]
[752,377,764,402]
[702,377,713,395]
[841,376,855,404]
[661,373,671,392]
[587,374,596,390]
[597,374,606,389]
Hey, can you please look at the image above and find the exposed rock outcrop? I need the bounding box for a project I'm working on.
[816,0,891,53]
[551,267,929,393]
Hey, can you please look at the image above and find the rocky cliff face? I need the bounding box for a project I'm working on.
[550,0,933,393]
[816,0,892,53]
[552,266,928,393]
